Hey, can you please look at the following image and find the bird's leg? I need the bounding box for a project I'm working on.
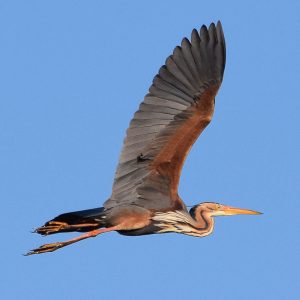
[25,226,119,255]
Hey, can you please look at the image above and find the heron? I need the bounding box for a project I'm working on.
[26,21,261,255]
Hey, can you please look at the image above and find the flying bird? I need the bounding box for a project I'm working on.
[26,21,261,255]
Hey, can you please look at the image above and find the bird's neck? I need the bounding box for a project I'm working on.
[191,208,215,237]
[151,209,214,237]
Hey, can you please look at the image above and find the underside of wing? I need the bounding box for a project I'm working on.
[104,22,226,211]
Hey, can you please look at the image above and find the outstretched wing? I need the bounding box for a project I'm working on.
[104,22,226,211]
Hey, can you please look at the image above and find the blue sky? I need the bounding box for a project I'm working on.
[1,1,300,299]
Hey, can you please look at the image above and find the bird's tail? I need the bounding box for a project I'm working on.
[35,207,106,236]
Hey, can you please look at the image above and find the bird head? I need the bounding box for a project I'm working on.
[190,202,262,218]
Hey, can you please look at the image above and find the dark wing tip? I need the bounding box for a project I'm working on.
[216,21,226,78]
[200,24,209,41]
[192,28,199,35]
[181,37,191,47]
[209,22,216,29]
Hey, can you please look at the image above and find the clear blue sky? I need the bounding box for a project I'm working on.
[1,1,299,299]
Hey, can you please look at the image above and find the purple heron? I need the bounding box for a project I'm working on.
[26,21,261,255]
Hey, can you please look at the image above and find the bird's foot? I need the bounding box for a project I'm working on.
[34,221,68,235]
[25,241,66,256]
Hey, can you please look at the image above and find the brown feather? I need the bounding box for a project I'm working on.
[150,84,219,198]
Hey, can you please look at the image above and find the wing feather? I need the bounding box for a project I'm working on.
[104,21,226,211]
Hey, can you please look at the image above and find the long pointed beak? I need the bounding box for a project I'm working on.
[221,205,262,216]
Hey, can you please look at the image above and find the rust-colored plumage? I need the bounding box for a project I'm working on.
[26,21,261,256]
